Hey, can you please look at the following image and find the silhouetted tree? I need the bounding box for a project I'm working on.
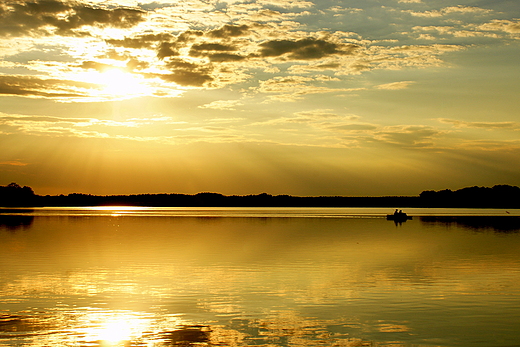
[0,183,36,206]
[419,185,520,208]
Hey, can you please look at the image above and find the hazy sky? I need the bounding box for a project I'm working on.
[1,0,519,196]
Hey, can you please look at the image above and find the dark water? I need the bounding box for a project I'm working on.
[1,208,520,346]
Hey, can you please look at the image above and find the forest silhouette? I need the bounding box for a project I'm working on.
[1,183,520,208]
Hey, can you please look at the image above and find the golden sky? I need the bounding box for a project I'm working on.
[1,0,519,196]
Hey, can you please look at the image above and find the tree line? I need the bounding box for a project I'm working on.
[1,182,520,208]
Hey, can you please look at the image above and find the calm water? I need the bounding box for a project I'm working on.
[1,207,520,347]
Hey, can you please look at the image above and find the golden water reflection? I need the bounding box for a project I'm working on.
[1,211,520,346]
[0,309,202,346]
[1,308,392,346]
[76,310,154,346]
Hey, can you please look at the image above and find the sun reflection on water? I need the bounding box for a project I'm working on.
[86,206,150,217]
[76,311,148,346]
[94,320,134,345]
[68,309,186,346]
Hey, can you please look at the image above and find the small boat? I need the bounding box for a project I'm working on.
[386,212,412,221]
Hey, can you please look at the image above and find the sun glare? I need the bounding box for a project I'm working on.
[78,312,152,346]
[97,320,133,344]
[89,206,147,211]
[75,68,150,99]
[87,206,149,217]
[99,69,146,96]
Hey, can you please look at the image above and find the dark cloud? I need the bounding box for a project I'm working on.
[191,43,237,52]
[151,26,249,60]
[164,59,201,71]
[189,43,246,61]
[154,25,250,56]
[158,59,214,87]
[0,0,145,37]
[152,33,357,81]
[207,24,250,38]
[176,30,204,43]
[159,71,213,87]
[67,6,144,30]
[157,42,181,59]
[156,31,204,59]
[80,60,114,71]
[106,33,175,49]
[314,63,342,69]
[257,38,357,60]
[0,75,94,98]
[207,53,246,62]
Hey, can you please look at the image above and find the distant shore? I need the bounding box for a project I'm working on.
[1,183,520,208]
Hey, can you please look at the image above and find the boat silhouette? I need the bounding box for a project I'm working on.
[387,210,412,221]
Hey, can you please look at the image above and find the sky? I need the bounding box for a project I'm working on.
[0,0,519,196]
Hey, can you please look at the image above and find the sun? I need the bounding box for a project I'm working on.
[97,69,147,96]
[74,68,151,100]
[97,68,151,98]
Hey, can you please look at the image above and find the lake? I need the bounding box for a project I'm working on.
[1,207,520,346]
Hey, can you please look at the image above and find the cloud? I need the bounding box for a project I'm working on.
[280,112,341,124]
[478,20,520,34]
[411,25,503,39]
[412,26,455,35]
[251,76,364,102]
[256,0,314,9]
[106,33,175,49]
[252,109,353,128]
[156,67,214,87]
[0,1,511,103]
[256,38,357,60]
[0,71,171,102]
[438,118,520,130]
[453,139,520,151]
[406,5,493,18]
[0,75,95,99]
[0,113,185,141]
[376,81,415,90]
[329,124,378,132]
[145,26,362,89]
[207,24,250,38]
[328,6,363,14]
[0,160,29,166]
[199,100,243,110]
[293,110,351,120]
[441,6,493,15]
[372,126,443,148]
[189,42,247,62]
[286,42,465,76]
[0,0,145,37]
[1,114,141,130]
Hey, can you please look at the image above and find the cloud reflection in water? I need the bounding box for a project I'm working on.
[1,210,520,346]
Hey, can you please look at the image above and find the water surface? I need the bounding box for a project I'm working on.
[1,208,519,346]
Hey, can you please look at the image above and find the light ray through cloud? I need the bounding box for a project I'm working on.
[0,0,519,196]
